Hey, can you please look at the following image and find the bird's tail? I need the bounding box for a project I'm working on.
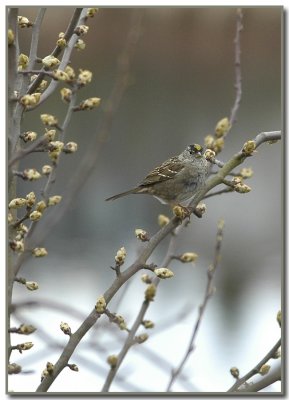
[105,188,139,201]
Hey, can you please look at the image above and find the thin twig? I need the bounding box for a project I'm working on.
[166,219,225,391]
[237,366,281,393]
[229,8,243,128]
[204,187,234,199]
[227,338,281,392]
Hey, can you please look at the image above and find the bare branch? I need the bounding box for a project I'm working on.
[237,366,281,393]
[166,219,225,391]
[227,338,281,392]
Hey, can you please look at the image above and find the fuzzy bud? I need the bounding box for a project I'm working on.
[68,363,79,371]
[44,129,56,141]
[8,29,15,46]
[213,137,225,153]
[230,367,239,379]
[9,198,27,209]
[17,16,32,28]
[60,87,72,103]
[63,142,78,154]
[115,247,127,266]
[26,191,36,207]
[56,37,67,48]
[60,321,71,335]
[204,149,216,161]
[78,97,101,110]
[158,214,170,227]
[25,281,39,291]
[10,240,24,252]
[95,295,106,313]
[135,333,148,344]
[75,25,89,36]
[29,210,42,221]
[77,69,92,86]
[107,355,118,368]
[41,114,58,126]
[21,131,37,142]
[142,320,154,329]
[74,39,86,51]
[232,176,243,185]
[65,66,76,81]
[20,93,41,107]
[259,364,271,376]
[145,284,156,301]
[41,369,49,381]
[135,228,150,242]
[19,324,36,335]
[215,117,230,137]
[8,363,22,375]
[42,165,52,175]
[52,69,69,81]
[242,140,256,155]
[48,195,62,206]
[204,134,215,149]
[46,362,54,374]
[180,252,198,263]
[87,8,98,17]
[240,167,253,179]
[173,205,187,220]
[23,168,41,181]
[42,55,60,69]
[36,201,47,212]
[141,274,153,284]
[234,183,251,194]
[18,53,29,70]
[19,342,34,351]
[154,267,174,279]
[195,202,207,216]
[32,247,48,257]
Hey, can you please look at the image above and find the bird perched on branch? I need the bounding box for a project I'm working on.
[106,144,210,207]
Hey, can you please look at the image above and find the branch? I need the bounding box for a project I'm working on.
[229,8,243,128]
[166,219,225,391]
[35,130,281,392]
[227,338,281,392]
[237,366,281,393]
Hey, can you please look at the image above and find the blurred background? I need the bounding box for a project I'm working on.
[9,6,282,393]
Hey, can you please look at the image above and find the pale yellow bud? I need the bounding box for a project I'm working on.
[135,333,148,344]
[52,69,69,81]
[21,131,37,142]
[259,364,271,376]
[19,324,36,335]
[204,149,216,161]
[145,284,156,301]
[77,69,92,85]
[60,87,72,103]
[63,142,78,154]
[68,363,79,371]
[158,214,170,227]
[204,134,215,149]
[74,39,86,51]
[42,55,60,69]
[48,195,62,206]
[44,129,56,141]
[46,362,54,373]
[25,281,39,291]
[36,200,47,212]
[95,295,106,313]
[60,321,71,335]
[230,367,239,379]
[75,25,89,36]
[18,53,29,70]
[41,114,58,126]
[180,252,198,263]
[213,137,225,153]
[195,202,207,216]
[234,183,251,194]
[87,8,98,17]
[240,167,253,179]
[173,205,187,220]
[32,247,48,257]
[142,320,154,329]
[23,168,42,181]
[135,228,149,242]
[41,369,49,381]
[8,198,27,209]
[17,16,32,28]
[78,97,101,110]
[215,117,231,137]
[115,247,127,266]
[29,210,42,221]
[8,29,15,46]
[49,141,64,152]
[38,79,48,91]
[107,355,118,368]
[141,274,152,284]
[154,267,174,279]
[242,140,256,155]
[19,342,34,351]
[65,66,76,81]
[42,165,52,175]
[56,37,67,48]
[232,176,243,185]
[20,93,41,107]
[26,192,36,207]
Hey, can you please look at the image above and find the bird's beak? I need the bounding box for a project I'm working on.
[195,151,202,157]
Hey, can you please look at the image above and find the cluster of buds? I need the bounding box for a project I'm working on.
[60,87,72,103]
[113,314,127,331]
[20,93,41,107]
[114,247,126,266]
[107,354,118,368]
[77,69,92,86]
[60,321,71,336]
[18,53,29,70]
[52,69,69,81]
[21,131,37,142]
[56,32,67,48]
[154,267,174,279]
[48,141,64,161]
[179,252,198,263]
[26,191,36,207]
[44,129,56,141]
[77,97,101,110]
[231,176,251,194]
[41,114,58,127]
[32,247,48,257]
[42,55,60,69]
[145,283,156,301]
[74,39,86,51]
[158,214,170,227]
[242,140,256,156]
[215,117,231,138]
[62,142,78,154]
[17,16,32,28]
[135,228,150,242]
[204,134,225,154]
[95,295,106,313]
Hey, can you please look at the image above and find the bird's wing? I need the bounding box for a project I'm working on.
[139,157,185,186]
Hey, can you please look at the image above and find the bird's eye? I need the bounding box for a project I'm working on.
[189,144,203,154]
